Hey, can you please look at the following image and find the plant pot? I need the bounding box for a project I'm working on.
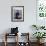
[37,39,40,43]
[40,38,45,43]
[37,39,45,44]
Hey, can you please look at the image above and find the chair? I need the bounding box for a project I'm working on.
[4,27,19,46]
[4,33,18,46]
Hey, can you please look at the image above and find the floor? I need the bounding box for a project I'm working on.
[0,42,46,46]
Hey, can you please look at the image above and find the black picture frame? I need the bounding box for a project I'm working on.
[11,6,24,22]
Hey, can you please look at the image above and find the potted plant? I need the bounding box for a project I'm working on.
[33,32,46,43]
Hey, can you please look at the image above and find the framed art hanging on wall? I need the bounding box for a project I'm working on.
[11,6,24,22]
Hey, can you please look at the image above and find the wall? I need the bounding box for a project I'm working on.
[0,0,36,42]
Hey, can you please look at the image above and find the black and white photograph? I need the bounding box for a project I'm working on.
[11,6,24,22]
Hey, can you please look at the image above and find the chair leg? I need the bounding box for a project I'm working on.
[4,33,7,46]
[4,41,7,46]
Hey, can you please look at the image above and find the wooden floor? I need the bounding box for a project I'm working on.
[0,42,46,46]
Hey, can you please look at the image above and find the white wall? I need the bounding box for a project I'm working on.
[0,0,36,42]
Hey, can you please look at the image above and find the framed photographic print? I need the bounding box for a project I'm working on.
[11,6,24,22]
